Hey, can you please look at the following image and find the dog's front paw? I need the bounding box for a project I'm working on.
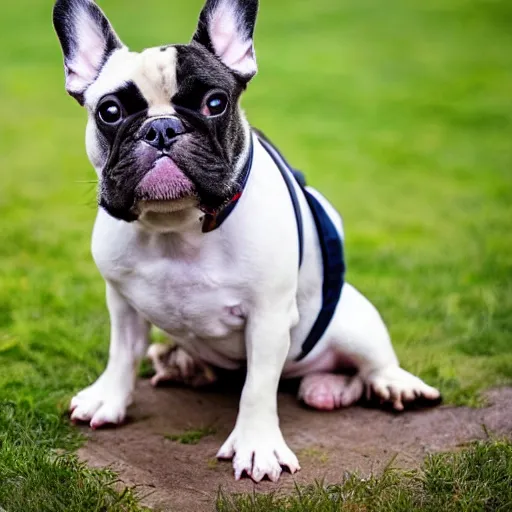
[70,378,131,429]
[217,424,300,482]
[366,366,441,411]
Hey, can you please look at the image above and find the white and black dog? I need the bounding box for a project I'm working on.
[53,0,440,482]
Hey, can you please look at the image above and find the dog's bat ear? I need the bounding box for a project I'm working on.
[192,0,259,82]
[53,0,124,105]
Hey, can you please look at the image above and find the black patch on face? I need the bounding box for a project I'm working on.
[99,111,149,222]
[96,81,149,143]
[94,82,150,220]
[115,82,149,115]
[168,43,248,211]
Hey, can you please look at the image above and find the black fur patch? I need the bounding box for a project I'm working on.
[173,44,242,110]
[96,81,149,143]
[169,44,248,211]
[100,111,149,221]
[114,82,149,115]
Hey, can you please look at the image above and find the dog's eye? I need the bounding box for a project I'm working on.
[97,98,124,125]
[202,91,228,117]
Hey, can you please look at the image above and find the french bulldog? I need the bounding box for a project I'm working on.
[53,0,440,483]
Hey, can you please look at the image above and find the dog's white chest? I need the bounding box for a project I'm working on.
[92,214,248,365]
[128,258,244,336]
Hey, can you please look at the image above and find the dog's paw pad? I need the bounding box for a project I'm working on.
[298,373,364,410]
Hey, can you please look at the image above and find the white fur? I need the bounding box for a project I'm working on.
[206,0,257,76]
[73,131,439,480]
[139,48,179,117]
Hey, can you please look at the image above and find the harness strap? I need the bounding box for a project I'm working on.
[296,191,345,360]
[255,131,345,361]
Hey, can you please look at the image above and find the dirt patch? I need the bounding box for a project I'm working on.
[78,379,512,512]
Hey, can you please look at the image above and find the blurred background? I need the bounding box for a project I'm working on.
[0,0,511,407]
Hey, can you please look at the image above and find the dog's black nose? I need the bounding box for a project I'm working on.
[143,117,186,150]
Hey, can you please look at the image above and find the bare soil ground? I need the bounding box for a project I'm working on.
[78,378,512,512]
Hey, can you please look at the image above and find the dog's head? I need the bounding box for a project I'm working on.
[53,0,258,226]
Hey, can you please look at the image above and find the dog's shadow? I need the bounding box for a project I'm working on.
[146,368,442,414]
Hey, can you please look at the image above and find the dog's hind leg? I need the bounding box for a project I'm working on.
[299,283,440,411]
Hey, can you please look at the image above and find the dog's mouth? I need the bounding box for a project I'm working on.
[132,156,199,214]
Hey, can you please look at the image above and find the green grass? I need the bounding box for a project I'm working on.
[0,403,146,511]
[0,0,511,510]
[217,439,512,511]
[164,425,217,445]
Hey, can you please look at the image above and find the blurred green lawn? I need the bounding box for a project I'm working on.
[0,0,511,510]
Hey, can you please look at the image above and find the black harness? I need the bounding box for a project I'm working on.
[203,130,346,361]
